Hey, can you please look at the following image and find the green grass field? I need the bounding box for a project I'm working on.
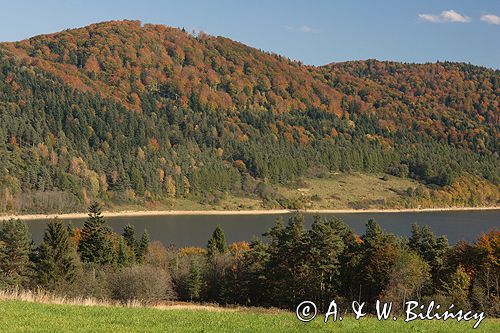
[0,300,498,333]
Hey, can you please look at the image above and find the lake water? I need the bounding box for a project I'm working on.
[21,210,500,246]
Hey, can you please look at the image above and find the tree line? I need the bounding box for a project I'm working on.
[0,204,498,316]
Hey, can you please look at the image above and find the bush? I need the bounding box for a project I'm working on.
[108,265,176,304]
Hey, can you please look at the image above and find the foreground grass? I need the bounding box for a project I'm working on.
[0,300,498,333]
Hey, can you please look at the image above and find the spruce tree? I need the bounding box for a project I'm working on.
[77,202,115,265]
[207,226,228,257]
[122,224,137,262]
[187,259,202,300]
[116,237,130,268]
[0,219,32,287]
[136,230,150,263]
[35,218,76,290]
[360,219,399,303]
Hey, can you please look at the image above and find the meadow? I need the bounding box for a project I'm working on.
[0,300,498,333]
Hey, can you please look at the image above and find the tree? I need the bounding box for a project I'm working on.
[165,175,176,198]
[35,218,77,290]
[409,224,449,289]
[264,214,309,308]
[207,226,228,257]
[77,202,115,265]
[136,230,150,263]
[359,219,399,303]
[204,226,231,302]
[182,176,191,196]
[470,230,500,314]
[116,237,131,268]
[306,216,347,308]
[187,259,202,300]
[0,219,32,287]
[122,224,138,262]
[382,250,430,310]
[443,265,471,309]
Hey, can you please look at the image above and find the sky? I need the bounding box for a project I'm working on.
[0,0,499,69]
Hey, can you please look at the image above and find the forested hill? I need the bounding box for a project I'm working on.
[0,20,498,213]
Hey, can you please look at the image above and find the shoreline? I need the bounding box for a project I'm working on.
[1,206,499,221]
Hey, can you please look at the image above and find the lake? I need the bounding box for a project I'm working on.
[22,210,500,246]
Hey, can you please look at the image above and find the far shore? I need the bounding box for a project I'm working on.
[1,206,499,221]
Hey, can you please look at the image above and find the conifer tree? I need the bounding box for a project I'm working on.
[264,214,308,307]
[77,202,115,265]
[207,226,228,257]
[0,219,32,287]
[187,259,202,300]
[35,218,77,290]
[116,237,130,268]
[136,230,150,263]
[359,219,399,303]
[122,224,138,262]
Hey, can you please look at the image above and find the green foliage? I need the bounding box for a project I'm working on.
[116,238,131,268]
[359,219,400,303]
[77,203,115,265]
[409,224,449,289]
[0,210,498,317]
[443,265,472,309]
[35,219,77,290]
[122,224,138,262]
[0,219,32,287]
[306,216,348,308]
[187,259,202,300]
[207,226,228,257]
[383,250,431,308]
[136,231,150,263]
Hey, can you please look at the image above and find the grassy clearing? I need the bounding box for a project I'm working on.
[0,300,497,333]
[171,173,418,211]
[276,173,418,209]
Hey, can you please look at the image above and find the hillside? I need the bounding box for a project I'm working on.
[0,20,498,213]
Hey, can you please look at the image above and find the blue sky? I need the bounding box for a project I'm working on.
[1,0,499,68]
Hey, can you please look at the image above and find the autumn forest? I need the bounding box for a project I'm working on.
[0,20,498,213]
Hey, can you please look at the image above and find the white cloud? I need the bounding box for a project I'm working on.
[419,10,471,23]
[441,10,471,23]
[481,14,500,25]
[418,14,441,23]
[285,25,319,33]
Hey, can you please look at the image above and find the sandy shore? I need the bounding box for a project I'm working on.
[1,206,499,221]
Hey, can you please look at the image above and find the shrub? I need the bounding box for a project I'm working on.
[108,265,175,304]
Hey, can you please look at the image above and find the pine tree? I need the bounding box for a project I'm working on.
[360,219,399,303]
[264,214,308,307]
[187,259,202,300]
[207,226,228,257]
[116,237,130,268]
[136,230,150,263]
[307,216,347,307]
[122,224,137,262]
[0,219,32,287]
[77,202,115,265]
[35,218,77,290]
